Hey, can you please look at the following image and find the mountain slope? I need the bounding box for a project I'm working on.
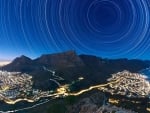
[34,50,85,68]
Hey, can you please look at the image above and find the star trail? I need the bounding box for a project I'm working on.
[0,0,150,60]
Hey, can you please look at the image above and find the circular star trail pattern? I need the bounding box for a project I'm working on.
[0,0,150,59]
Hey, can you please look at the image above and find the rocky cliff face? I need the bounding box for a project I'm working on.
[67,92,137,113]
[67,92,105,113]
[35,50,85,68]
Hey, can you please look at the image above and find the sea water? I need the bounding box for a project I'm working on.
[140,67,150,80]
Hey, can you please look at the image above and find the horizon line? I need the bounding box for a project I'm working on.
[0,50,150,61]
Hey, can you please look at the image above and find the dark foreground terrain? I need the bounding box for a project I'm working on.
[21,90,150,113]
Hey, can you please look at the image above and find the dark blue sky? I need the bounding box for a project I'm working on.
[0,0,150,60]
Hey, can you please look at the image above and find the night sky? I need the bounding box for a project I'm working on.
[0,0,150,60]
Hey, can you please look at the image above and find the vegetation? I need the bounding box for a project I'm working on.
[48,103,67,113]
[64,95,77,105]
[112,111,116,113]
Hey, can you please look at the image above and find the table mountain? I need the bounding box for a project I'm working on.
[1,50,149,90]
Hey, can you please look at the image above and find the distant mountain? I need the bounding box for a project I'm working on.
[10,55,32,65]
[35,50,85,68]
[1,50,150,90]
[1,55,34,72]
